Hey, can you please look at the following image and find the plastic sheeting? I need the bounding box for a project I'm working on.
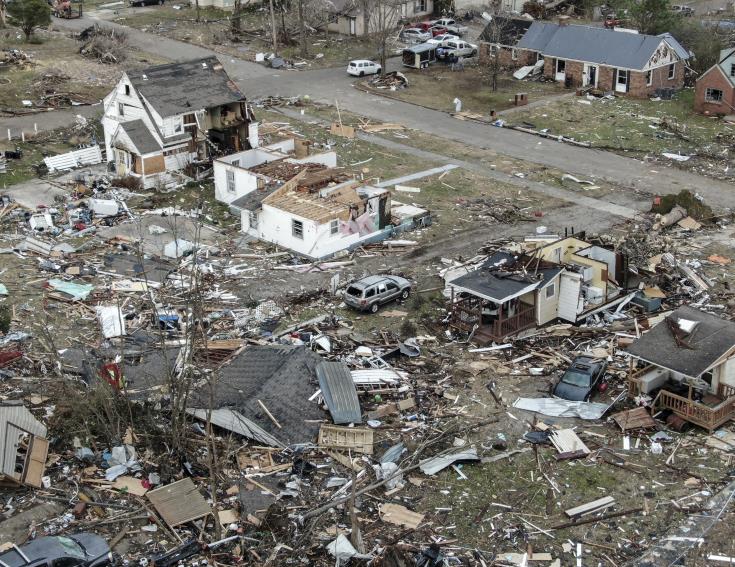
[47,279,94,300]
[512,397,610,420]
[96,306,126,338]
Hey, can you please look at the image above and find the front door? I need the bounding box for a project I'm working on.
[555,59,566,82]
[584,64,597,87]
[615,69,628,93]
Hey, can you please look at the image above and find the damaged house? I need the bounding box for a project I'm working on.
[0,401,49,488]
[512,22,689,96]
[694,48,735,115]
[102,57,254,190]
[628,306,735,431]
[447,234,626,343]
[327,0,433,36]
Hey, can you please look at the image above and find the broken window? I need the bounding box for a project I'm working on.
[124,84,130,96]
[330,219,339,235]
[546,283,556,299]
[668,63,676,79]
[292,219,304,239]
[645,70,652,86]
[414,0,426,11]
[555,59,565,74]
[118,102,124,117]
[731,63,735,77]
[706,88,723,102]
[249,210,258,229]
[226,170,235,193]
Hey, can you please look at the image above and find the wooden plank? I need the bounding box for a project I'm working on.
[112,475,149,496]
[319,425,373,454]
[22,436,48,488]
[565,496,615,518]
[147,478,211,527]
[380,503,424,529]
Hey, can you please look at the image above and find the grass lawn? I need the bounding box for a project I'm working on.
[506,89,735,176]
[0,28,167,112]
[360,66,567,115]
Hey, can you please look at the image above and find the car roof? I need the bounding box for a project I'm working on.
[349,59,372,64]
[0,536,100,567]
[350,275,408,288]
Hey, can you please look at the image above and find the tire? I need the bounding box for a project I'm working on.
[400,289,410,300]
[359,71,364,77]
[370,303,379,314]
[471,49,477,57]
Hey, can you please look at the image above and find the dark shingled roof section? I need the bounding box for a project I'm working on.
[128,56,244,118]
[517,22,690,70]
[449,251,561,302]
[196,345,326,445]
[627,306,735,378]
[230,185,281,211]
[120,119,161,155]
[478,17,532,46]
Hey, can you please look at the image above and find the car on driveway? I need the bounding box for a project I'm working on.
[553,356,608,401]
[438,39,477,58]
[431,17,468,36]
[347,60,382,76]
[427,32,458,44]
[400,28,432,43]
[129,0,165,6]
[0,534,113,567]
[344,275,412,313]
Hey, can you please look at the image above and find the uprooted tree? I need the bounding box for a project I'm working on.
[8,0,51,41]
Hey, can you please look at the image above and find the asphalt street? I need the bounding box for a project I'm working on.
[2,14,734,210]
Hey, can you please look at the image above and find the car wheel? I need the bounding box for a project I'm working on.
[359,71,364,77]
[400,289,410,300]
[471,49,477,57]
[370,303,379,314]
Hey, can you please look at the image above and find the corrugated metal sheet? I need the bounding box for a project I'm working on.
[419,448,479,475]
[0,402,47,478]
[44,145,103,172]
[186,408,285,448]
[147,478,211,527]
[317,362,361,425]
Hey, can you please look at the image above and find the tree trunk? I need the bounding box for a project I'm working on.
[24,27,32,41]
[297,0,306,57]
[231,0,241,33]
[195,0,200,22]
[268,0,278,54]
[0,1,7,27]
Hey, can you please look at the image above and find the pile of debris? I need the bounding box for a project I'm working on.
[78,25,128,64]
[369,71,409,90]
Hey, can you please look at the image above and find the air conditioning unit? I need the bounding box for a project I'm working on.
[571,263,594,282]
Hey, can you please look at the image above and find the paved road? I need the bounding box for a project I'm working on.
[4,14,734,210]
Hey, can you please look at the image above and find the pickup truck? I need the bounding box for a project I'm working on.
[431,18,468,36]
[438,38,477,58]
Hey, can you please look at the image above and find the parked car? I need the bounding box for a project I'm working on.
[438,39,477,58]
[431,17,468,36]
[129,0,164,6]
[0,534,113,567]
[428,25,449,36]
[427,32,458,45]
[400,28,432,43]
[407,20,435,31]
[347,59,382,77]
[671,4,694,15]
[344,275,412,313]
[553,356,608,401]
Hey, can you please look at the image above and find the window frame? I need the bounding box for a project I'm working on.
[645,70,652,86]
[118,102,124,117]
[330,219,339,235]
[731,63,735,77]
[226,169,236,193]
[292,219,304,239]
[668,63,676,80]
[124,84,130,96]
[511,48,518,61]
[705,87,724,103]
[545,282,556,299]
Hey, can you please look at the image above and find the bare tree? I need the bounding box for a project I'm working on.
[367,0,402,74]
[231,0,242,33]
[482,12,513,92]
[297,0,307,56]
[269,0,279,53]
[0,0,7,27]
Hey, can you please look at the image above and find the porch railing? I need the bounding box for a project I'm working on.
[491,304,536,339]
[654,389,735,431]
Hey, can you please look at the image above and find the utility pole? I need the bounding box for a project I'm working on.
[269,0,278,55]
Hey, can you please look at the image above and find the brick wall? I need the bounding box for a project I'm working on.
[478,45,536,69]
[694,66,735,115]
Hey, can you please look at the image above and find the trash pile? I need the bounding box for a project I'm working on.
[78,25,129,64]
[369,71,409,90]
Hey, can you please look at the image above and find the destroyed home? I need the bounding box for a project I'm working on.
[694,48,735,115]
[326,0,433,36]
[0,401,49,489]
[628,306,735,431]
[213,138,337,205]
[477,16,533,67]
[102,57,254,189]
[447,233,625,343]
[514,22,689,96]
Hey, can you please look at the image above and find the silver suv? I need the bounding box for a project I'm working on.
[344,275,412,313]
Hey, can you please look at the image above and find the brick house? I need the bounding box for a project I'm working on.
[694,48,735,115]
[478,16,535,68]
[327,0,433,36]
[515,22,689,97]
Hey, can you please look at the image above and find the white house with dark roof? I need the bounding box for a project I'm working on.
[514,22,689,97]
[102,57,254,189]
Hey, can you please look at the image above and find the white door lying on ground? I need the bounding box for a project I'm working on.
[555,59,566,82]
[558,272,583,322]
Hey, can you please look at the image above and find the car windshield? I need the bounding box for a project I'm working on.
[562,369,592,388]
[56,537,86,559]
[346,286,363,297]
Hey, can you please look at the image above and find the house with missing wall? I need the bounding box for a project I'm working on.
[102,57,254,190]
[477,16,534,68]
[510,22,689,97]
[447,233,627,344]
[627,306,735,431]
[0,401,49,489]
[694,48,735,115]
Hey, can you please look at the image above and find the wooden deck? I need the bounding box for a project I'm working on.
[469,304,536,345]
[653,386,735,432]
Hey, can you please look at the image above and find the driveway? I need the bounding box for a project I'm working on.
[3,15,733,209]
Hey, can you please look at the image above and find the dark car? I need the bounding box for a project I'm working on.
[343,275,411,313]
[129,0,164,6]
[0,534,113,567]
[552,356,607,401]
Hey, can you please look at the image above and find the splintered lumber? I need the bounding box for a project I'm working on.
[565,496,616,518]
[257,399,282,429]
[380,503,424,529]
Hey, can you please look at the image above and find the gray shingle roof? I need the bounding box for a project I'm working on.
[196,345,326,445]
[517,22,689,70]
[627,306,735,378]
[120,119,161,155]
[230,186,280,211]
[128,57,244,118]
